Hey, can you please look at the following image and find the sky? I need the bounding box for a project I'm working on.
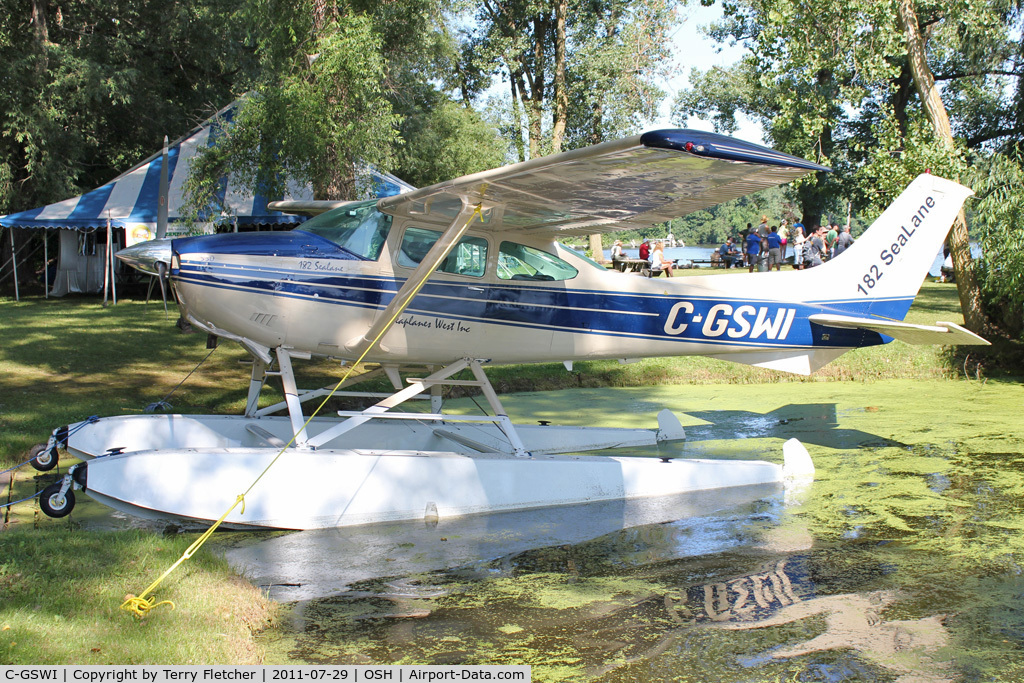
[650,2,764,142]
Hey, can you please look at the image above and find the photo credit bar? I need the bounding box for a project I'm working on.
[0,667,531,683]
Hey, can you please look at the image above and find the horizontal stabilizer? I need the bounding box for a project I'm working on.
[809,314,989,346]
[268,199,362,216]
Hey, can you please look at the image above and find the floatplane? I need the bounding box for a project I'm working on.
[33,130,986,529]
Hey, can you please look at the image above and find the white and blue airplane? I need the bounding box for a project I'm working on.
[36,129,986,529]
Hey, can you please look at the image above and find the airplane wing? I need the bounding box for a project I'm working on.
[345,129,827,354]
[375,129,830,235]
[808,314,990,346]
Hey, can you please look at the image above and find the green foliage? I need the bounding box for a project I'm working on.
[560,0,677,148]
[967,152,1024,338]
[674,0,1022,218]
[184,0,508,205]
[187,7,400,205]
[464,0,680,158]
[673,0,1023,335]
[393,90,509,188]
[0,0,251,214]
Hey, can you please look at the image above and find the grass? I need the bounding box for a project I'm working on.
[0,528,275,664]
[1,295,277,664]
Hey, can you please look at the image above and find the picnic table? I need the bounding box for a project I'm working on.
[608,258,650,273]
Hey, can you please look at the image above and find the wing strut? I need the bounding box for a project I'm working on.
[345,198,483,355]
[304,357,530,457]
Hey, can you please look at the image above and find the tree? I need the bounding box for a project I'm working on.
[0,0,251,215]
[895,0,987,333]
[186,1,400,206]
[186,0,509,208]
[468,0,680,160]
[392,89,508,188]
[967,152,1024,338]
[563,0,677,150]
[463,0,679,261]
[673,0,1024,334]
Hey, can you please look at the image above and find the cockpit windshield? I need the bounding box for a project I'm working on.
[295,199,392,260]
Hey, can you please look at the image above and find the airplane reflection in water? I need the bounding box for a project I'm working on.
[223,480,787,602]
[256,488,951,682]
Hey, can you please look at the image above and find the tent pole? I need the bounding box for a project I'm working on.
[103,219,110,306]
[44,230,49,299]
[111,227,117,306]
[8,227,18,302]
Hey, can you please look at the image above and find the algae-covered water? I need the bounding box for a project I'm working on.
[240,379,1024,681]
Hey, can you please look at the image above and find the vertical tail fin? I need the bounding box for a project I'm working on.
[807,174,973,320]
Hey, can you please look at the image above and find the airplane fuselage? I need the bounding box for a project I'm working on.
[170,203,891,368]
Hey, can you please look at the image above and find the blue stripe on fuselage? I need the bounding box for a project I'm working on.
[173,260,899,349]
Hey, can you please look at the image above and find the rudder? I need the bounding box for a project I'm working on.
[806,174,973,319]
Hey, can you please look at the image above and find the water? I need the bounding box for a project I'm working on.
[603,244,717,266]
[598,241,980,273]
[219,379,1024,681]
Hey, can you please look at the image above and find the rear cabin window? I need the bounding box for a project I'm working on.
[397,227,488,277]
[497,242,578,281]
[296,200,391,260]
[558,242,607,271]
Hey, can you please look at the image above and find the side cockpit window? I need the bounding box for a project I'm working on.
[296,199,391,260]
[497,242,578,281]
[397,227,488,277]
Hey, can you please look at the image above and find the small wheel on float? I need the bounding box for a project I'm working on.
[39,482,75,518]
[29,443,59,472]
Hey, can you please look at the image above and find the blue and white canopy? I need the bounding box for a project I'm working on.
[0,103,414,244]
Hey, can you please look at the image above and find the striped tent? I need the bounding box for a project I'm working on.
[0,103,414,296]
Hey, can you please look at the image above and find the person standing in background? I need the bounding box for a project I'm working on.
[757,215,769,238]
[792,226,806,269]
[766,226,783,271]
[834,225,854,257]
[807,225,826,267]
[825,223,839,260]
[745,228,762,272]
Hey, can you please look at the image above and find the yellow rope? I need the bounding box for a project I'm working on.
[121,205,482,618]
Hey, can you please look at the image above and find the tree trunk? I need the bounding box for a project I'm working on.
[316,147,355,201]
[509,77,526,163]
[525,15,548,159]
[31,0,49,77]
[896,0,990,335]
[551,0,568,154]
[588,234,604,262]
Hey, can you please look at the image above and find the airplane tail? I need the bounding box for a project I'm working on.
[714,174,986,376]
[800,173,986,347]
[807,174,972,317]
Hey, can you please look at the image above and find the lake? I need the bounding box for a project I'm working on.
[602,244,717,266]
[217,378,1024,682]
[600,243,973,275]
